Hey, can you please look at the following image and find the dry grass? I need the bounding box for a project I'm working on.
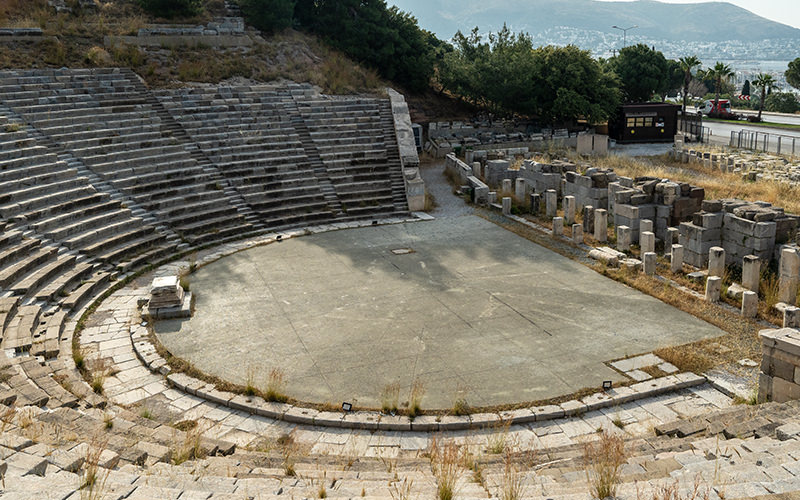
[584,431,626,500]
[389,477,415,500]
[171,423,206,465]
[265,367,288,403]
[430,438,462,500]
[380,382,401,414]
[570,152,800,215]
[652,345,713,374]
[80,434,110,500]
[278,431,300,476]
[500,448,527,500]
[638,477,713,500]
[408,380,425,418]
[487,419,511,454]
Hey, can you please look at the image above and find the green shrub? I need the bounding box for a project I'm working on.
[138,0,202,18]
[238,0,295,33]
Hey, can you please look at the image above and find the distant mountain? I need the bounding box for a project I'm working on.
[389,0,800,43]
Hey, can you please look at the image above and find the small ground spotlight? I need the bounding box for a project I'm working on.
[341,402,352,412]
[602,380,613,391]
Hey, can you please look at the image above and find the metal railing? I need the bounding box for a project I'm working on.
[730,130,799,156]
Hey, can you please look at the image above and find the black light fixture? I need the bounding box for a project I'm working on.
[372,220,378,226]
[341,402,352,412]
[602,381,613,391]
[276,234,283,242]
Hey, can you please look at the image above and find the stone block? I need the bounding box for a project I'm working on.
[708,246,725,278]
[671,244,684,273]
[572,224,583,244]
[705,276,721,302]
[563,196,576,225]
[545,190,557,217]
[583,205,594,234]
[515,178,526,200]
[530,193,540,215]
[639,219,653,234]
[640,231,655,254]
[643,252,656,276]
[552,217,563,237]
[488,191,497,204]
[742,255,761,292]
[502,197,511,215]
[741,290,758,318]
[502,178,512,194]
[594,209,608,242]
[772,377,800,403]
[665,227,679,250]
[784,307,800,328]
[617,225,631,252]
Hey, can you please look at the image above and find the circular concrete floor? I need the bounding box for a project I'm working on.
[154,215,724,410]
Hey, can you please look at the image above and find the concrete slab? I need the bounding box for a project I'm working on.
[155,216,724,409]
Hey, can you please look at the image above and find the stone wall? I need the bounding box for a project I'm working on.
[613,178,703,243]
[759,328,800,403]
[564,168,614,211]
[678,199,797,267]
[444,154,489,205]
[387,89,425,211]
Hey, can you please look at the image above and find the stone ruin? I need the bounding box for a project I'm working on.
[145,276,192,320]
[678,199,799,268]
[673,145,800,187]
[138,18,246,37]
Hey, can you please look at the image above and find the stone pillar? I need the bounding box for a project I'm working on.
[784,307,800,328]
[502,196,511,215]
[572,224,583,244]
[488,192,497,204]
[583,206,594,235]
[639,219,654,235]
[515,178,526,201]
[643,252,656,276]
[563,196,576,225]
[708,247,726,278]
[665,227,679,253]
[530,193,540,215]
[742,291,758,318]
[502,178,512,194]
[742,255,761,293]
[759,328,800,403]
[779,247,800,305]
[617,225,631,252]
[593,209,607,242]
[705,276,721,302]
[552,217,563,237]
[472,162,482,178]
[671,244,684,273]
[545,190,557,218]
[640,231,655,254]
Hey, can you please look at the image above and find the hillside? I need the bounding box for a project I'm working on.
[390,0,800,42]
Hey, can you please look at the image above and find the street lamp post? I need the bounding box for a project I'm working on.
[612,25,638,48]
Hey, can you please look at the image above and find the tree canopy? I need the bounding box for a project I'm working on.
[787,58,800,90]
[609,44,669,102]
[138,0,201,18]
[238,0,295,33]
[437,26,619,125]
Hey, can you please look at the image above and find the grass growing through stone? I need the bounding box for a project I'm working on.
[278,432,299,476]
[430,438,461,500]
[265,367,288,403]
[408,380,425,418]
[389,477,414,500]
[451,398,470,416]
[171,423,206,465]
[487,419,511,454]
[500,448,526,500]
[80,434,110,500]
[244,365,257,397]
[88,357,112,395]
[380,382,401,413]
[584,430,626,500]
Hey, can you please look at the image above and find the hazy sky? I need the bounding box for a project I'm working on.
[597,0,800,28]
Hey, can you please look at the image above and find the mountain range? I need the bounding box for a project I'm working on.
[388,0,800,43]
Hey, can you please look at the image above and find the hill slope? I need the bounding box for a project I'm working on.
[390,0,800,42]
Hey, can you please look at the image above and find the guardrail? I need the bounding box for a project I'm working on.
[730,130,799,156]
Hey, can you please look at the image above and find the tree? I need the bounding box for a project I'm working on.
[292,0,435,92]
[765,92,800,114]
[741,79,751,96]
[609,44,668,103]
[678,55,701,113]
[753,73,777,121]
[238,0,295,33]
[704,62,734,116]
[663,59,684,102]
[137,0,202,18]
[787,58,800,90]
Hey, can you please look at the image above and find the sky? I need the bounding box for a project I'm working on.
[596,0,800,28]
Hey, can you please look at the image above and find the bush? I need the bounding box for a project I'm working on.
[238,0,295,33]
[86,46,112,67]
[765,92,800,114]
[138,0,202,18]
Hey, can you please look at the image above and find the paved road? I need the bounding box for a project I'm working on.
[703,119,800,155]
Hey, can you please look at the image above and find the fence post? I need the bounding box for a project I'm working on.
[778,136,782,155]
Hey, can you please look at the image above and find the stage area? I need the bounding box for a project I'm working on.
[155,215,724,409]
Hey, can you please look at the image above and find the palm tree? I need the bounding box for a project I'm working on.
[679,55,701,113]
[705,62,734,116]
[753,72,777,122]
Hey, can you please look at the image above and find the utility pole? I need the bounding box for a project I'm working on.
[612,25,638,48]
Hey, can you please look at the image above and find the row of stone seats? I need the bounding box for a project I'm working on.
[157,87,339,228]
[0,69,254,245]
[4,393,800,499]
